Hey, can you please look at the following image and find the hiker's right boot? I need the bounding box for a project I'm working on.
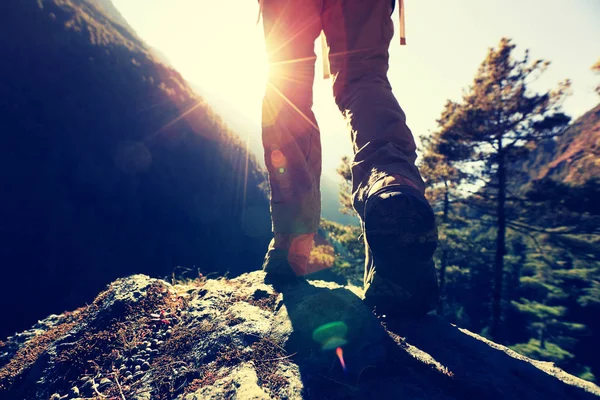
[363,176,439,317]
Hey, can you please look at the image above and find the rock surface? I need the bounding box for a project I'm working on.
[1,272,599,399]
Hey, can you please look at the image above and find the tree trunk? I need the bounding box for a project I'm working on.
[437,181,450,315]
[540,323,547,349]
[491,146,507,342]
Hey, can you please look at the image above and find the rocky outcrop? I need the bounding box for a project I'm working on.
[1,273,599,400]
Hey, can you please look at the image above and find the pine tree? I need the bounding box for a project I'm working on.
[435,38,571,341]
[421,101,470,314]
[514,177,600,380]
[510,238,591,376]
[592,58,600,96]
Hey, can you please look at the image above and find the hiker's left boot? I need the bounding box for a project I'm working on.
[262,233,314,286]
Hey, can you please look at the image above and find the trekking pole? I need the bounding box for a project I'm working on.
[399,0,406,45]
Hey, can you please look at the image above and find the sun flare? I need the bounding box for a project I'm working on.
[192,28,269,124]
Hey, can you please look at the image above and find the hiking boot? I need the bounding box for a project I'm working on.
[362,182,439,317]
[262,233,314,286]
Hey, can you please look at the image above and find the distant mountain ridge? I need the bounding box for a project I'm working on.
[521,103,600,185]
[90,0,130,27]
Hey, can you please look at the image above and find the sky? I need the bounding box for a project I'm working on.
[111,0,600,180]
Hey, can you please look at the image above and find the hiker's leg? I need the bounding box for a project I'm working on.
[261,0,322,271]
[322,0,438,315]
[322,0,424,220]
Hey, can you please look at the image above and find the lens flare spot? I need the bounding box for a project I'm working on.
[271,149,286,167]
[323,337,348,350]
[336,347,347,372]
[278,167,285,173]
[312,321,348,348]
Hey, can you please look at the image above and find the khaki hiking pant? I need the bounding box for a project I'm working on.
[261,0,425,235]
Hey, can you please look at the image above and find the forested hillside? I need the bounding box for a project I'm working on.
[0,0,271,339]
[325,39,600,383]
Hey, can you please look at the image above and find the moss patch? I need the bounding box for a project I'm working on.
[0,312,81,392]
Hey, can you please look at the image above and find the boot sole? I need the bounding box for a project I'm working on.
[363,186,439,317]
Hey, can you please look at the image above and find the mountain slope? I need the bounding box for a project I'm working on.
[522,103,600,184]
[91,0,130,27]
[0,0,271,339]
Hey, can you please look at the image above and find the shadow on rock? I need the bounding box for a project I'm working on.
[273,280,457,399]
[273,279,599,400]
[386,315,599,400]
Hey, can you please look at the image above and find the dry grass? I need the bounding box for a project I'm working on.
[249,335,291,396]
[247,293,279,313]
[54,325,143,379]
[0,279,188,398]
[178,336,291,397]
[170,266,207,287]
[54,282,176,374]
[0,312,81,392]
[183,372,222,396]
[0,276,293,399]
[128,282,186,319]
[149,320,216,399]
[151,300,291,399]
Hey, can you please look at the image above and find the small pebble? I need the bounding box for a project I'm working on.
[69,386,80,397]
[135,365,141,372]
[81,378,95,393]
[85,377,95,385]
[50,394,61,400]
[98,378,112,391]
[142,361,151,371]
[125,370,133,377]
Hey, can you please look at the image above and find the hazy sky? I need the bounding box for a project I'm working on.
[112,0,600,179]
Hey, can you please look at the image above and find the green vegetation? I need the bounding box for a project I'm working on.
[323,39,600,382]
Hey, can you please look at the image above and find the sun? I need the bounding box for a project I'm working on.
[177,17,269,126]
[197,29,268,121]
[111,0,270,127]
[111,0,352,172]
